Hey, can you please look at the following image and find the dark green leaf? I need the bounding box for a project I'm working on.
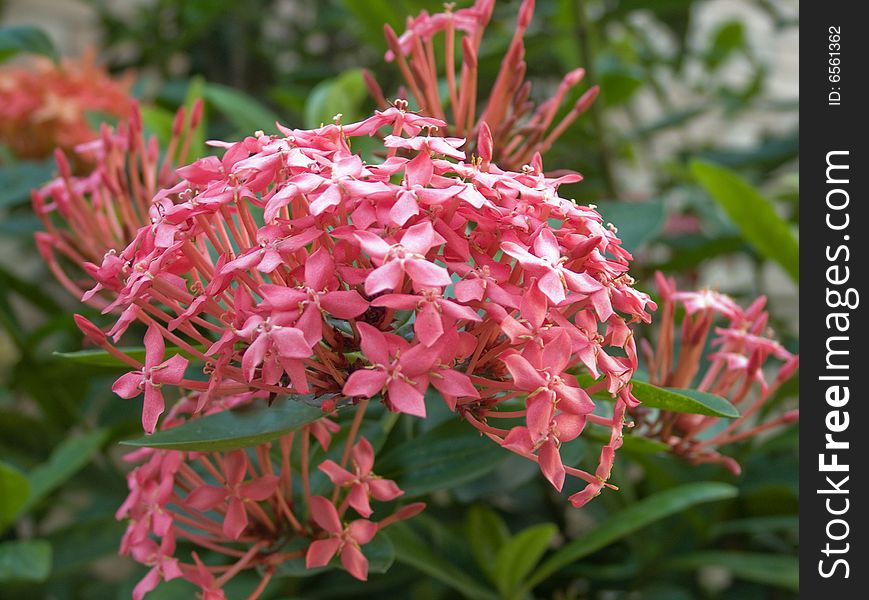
[0,462,30,531]
[666,551,798,591]
[20,429,108,513]
[304,69,368,129]
[0,26,58,63]
[0,539,52,582]
[691,160,799,282]
[204,83,282,134]
[387,522,499,600]
[524,482,738,590]
[466,505,511,581]
[632,382,739,418]
[0,159,55,208]
[376,419,508,498]
[121,398,327,451]
[493,524,557,598]
[593,200,666,252]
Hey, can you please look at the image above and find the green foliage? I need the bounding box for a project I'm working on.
[0,25,58,63]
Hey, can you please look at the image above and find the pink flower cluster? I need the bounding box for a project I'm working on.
[368,0,599,170]
[40,96,654,594]
[637,273,800,473]
[0,51,133,162]
[108,379,422,598]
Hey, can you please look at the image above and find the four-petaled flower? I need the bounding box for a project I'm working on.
[305,496,379,581]
[318,436,403,517]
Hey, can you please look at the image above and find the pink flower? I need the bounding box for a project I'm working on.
[130,533,183,600]
[305,496,379,581]
[319,437,403,517]
[185,450,279,540]
[112,324,188,433]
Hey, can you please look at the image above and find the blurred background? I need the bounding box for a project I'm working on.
[1,1,798,598]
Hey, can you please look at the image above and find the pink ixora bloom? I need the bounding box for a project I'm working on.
[636,272,799,474]
[184,449,279,540]
[319,436,403,517]
[305,496,379,581]
[112,324,188,433]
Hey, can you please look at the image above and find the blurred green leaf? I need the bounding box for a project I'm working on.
[387,522,499,600]
[594,200,666,252]
[493,523,557,598]
[0,25,58,63]
[691,160,799,282]
[0,159,55,208]
[666,551,798,591]
[46,517,127,575]
[20,429,108,514]
[140,105,176,147]
[466,505,511,582]
[377,419,508,498]
[0,539,52,582]
[705,21,746,69]
[121,398,327,451]
[183,76,208,161]
[304,69,368,129]
[524,482,738,590]
[204,83,282,134]
[0,462,30,531]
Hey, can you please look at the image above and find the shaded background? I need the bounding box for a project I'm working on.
[1,1,798,598]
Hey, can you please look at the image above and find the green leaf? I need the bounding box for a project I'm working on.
[466,505,511,581]
[204,83,282,134]
[706,21,746,69]
[493,524,557,598]
[524,482,738,590]
[0,462,30,531]
[594,200,666,252]
[0,26,58,63]
[376,419,508,498]
[579,376,739,418]
[0,539,52,582]
[54,345,204,368]
[140,105,176,147]
[665,551,798,591]
[121,398,327,451]
[304,69,368,129]
[272,531,394,578]
[0,159,55,208]
[387,522,499,600]
[183,75,208,161]
[690,160,799,282]
[20,429,108,513]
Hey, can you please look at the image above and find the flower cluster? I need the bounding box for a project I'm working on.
[45,98,654,592]
[32,101,202,308]
[368,0,599,170]
[0,51,133,162]
[636,273,800,474]
[106,374,423,598]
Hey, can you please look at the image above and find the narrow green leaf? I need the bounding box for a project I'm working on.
[579,376,739,418]
[0,462,30,531]
[140,105,176,147]
[183,75,208,161]
[594,200,666,252]
[54,345,204,368]
[0,25,58,63]
[524,482,738,590]
[691,160,799,282]
[494,524,557,598]
[121,398,327,451]
[466,505,511,581]
[0,539,52,582]
[21,429,108,513]
[304,69,368,129]
[666,551,798,591]
[376,419,508,498]
[387,522,499,600]
[204,83,282,134]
